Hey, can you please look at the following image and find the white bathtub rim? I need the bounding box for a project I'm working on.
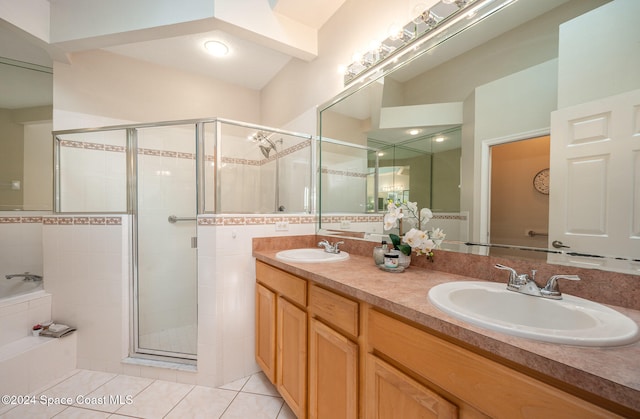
[0,289,49,309]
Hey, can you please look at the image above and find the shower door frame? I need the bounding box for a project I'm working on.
[129,120,206,363]
[54,117,316,364]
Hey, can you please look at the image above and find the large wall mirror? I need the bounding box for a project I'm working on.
[0,20,53,211]
[319,0,640,274]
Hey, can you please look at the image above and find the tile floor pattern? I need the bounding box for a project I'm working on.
[0,369,295,418]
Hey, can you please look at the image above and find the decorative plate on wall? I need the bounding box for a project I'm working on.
[533,168,550,195]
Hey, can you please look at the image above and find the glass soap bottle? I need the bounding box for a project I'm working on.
[373,240,388,266]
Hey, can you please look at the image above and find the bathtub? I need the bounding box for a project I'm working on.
[0,276,44,300]
[0,284,50,348]
[0,286,76,399]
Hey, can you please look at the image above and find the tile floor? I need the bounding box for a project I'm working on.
[0,369,295,418]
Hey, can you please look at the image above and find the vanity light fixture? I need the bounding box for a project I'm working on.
[340,0,516,86]
[204,40,229,57]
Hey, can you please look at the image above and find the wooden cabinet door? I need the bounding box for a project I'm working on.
[309,318,358,419]
[278,296,307,418]
[366,354,458,419]
[255,283,276,383]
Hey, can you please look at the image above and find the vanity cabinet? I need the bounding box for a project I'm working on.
[255,283,276,382]
[366,308,620,419]
[366,353,457,418]
[308,284,359,419]
[255,259,625,418]
[255,261,307,418]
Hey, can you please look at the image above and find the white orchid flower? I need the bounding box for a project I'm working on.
[419,207,433,222]
[383,213,398,230]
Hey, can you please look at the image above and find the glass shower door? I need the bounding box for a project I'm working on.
[134,124,198,360]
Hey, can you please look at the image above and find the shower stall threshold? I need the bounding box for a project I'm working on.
[123,355,197,371]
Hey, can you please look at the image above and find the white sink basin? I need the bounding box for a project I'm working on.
[428,281,639,347]
[275,248,350,263]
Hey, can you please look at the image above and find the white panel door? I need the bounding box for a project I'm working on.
[548,88,640,273]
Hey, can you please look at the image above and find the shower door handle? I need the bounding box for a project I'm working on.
[168,215,197,223]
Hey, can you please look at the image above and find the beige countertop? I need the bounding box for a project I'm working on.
[253,248,640,415]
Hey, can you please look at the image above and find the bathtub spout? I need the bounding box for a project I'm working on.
[5,273,43,281]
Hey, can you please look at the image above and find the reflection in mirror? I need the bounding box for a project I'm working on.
[369,126,461,214]
[319,0,640,273]
[0,22,54,211]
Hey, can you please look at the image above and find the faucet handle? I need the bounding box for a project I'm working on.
[541,275,580,299]
[334,241,344,252]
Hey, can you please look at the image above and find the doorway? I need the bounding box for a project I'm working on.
[489,136,550,259]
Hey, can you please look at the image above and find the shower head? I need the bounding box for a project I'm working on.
[252,131,283,158]
[259,143,273,158]
[257,135,277,158]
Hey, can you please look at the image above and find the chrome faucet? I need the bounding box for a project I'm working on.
[494,264,579,300]
[5,272,43,281]
[318,240,344,254]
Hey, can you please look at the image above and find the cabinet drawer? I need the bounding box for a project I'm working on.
[309,284,358,338]
[256,261,307,306]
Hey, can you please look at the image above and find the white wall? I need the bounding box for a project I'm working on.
[558,0,640,108]
[23,122,53,210]
[53,49,261,130]
[261,0,439,129]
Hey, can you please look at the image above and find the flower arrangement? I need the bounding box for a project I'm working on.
[383,200,446,261]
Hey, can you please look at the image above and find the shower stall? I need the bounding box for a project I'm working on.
[54,118,313,362]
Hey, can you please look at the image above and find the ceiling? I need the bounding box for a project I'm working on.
[1,0,347,109]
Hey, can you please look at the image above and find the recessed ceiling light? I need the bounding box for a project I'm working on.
[434,136,445,142]
[378,152,385,157]
[408,129,420,135]
[204,40,229,57]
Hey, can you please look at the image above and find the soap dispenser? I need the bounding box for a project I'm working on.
[373,240,388,266]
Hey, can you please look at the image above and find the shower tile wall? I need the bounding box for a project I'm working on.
[218,132,311,214]
[40,213,314,387]
[42,216,129,373]
[320,146,369,213]
[197,215,315,386]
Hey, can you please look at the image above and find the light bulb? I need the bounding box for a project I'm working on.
[204,41,229,57]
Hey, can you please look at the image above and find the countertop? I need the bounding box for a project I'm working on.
[253,248,640,415]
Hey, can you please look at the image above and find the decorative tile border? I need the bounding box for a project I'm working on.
[320,214,384,223]
[321,168,369,178]
[198,214,317,226]
[60,139,311,168]
[2,213,460,226]
[1,216,122,225]
[1,216,44,224]
[41,216,123,225]
[432,214,468,221]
